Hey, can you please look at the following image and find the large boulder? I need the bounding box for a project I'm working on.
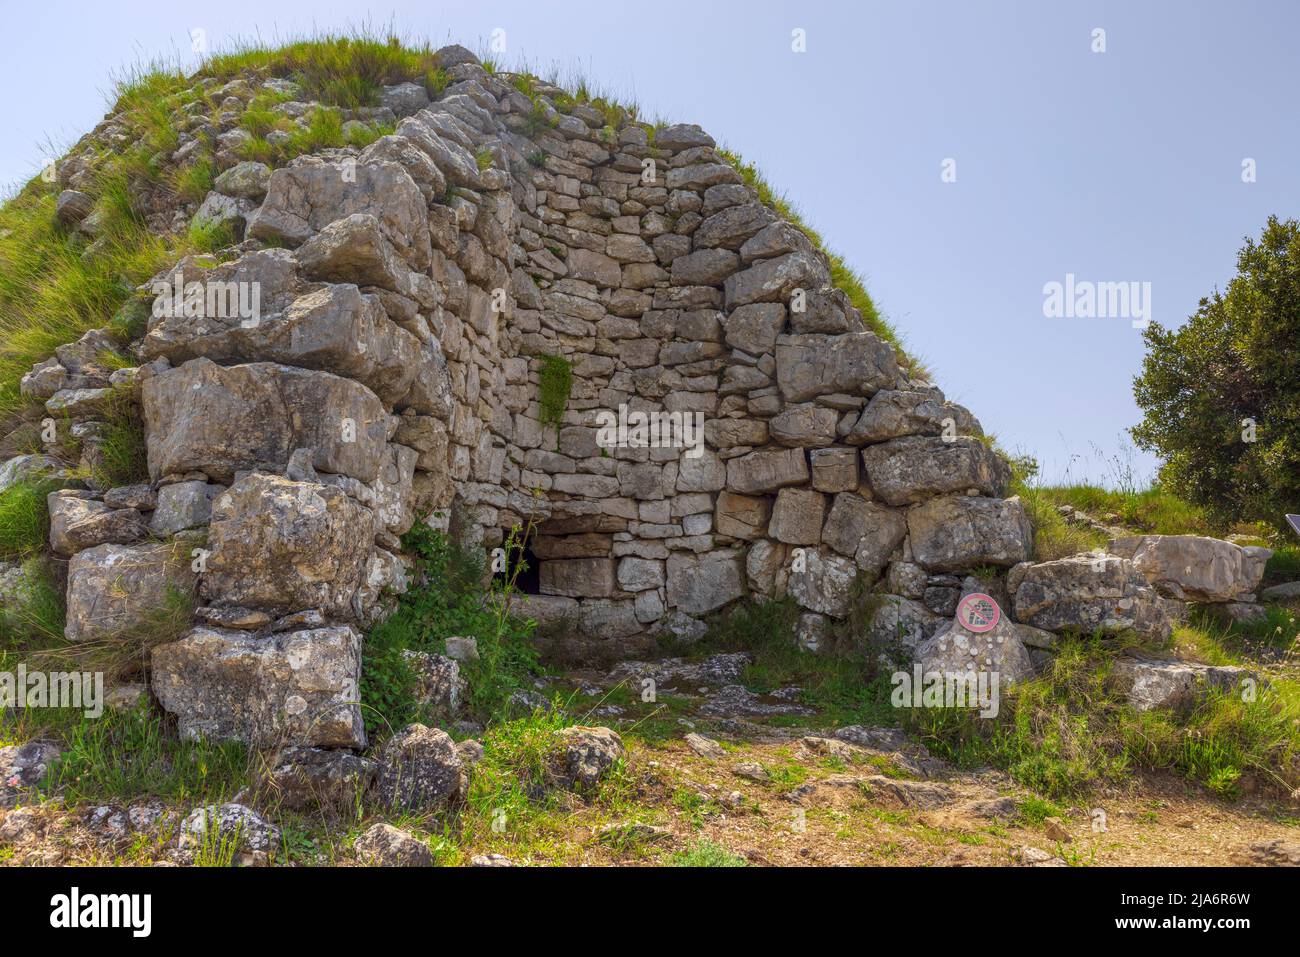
[724,251,825,308]
[1109,657,1258,711]
[47,491,146,555]
[373,723,468,811]
[269,748,379,812]
[64,542,196,643]
[667,550,746,614]
[142,359,389,484]
[907,495,1033,571]
[846,389,982,445]
[714,491,771,540]
[0,454,66,495]
[395,112,483,188]
[862,436,1010,506]
[785,546,858,617]
[1010,552,1175,640]
[768,487,827,545]
[142,249,298,358]
[725,447,808,494]
[1107,535,1272,603]
[0,741,60,808]
[202,473,374,619]
[296,212,413,293]
[246,157,431,270]
[152,624,366,748]
[144,253,431,412]
[354,823,433,866]
[863,595,946,656]
[775,332,898,403]
[555,726,625,788]
[820,494,907,576]
[178,803,281,854]
[913,616,1035,690]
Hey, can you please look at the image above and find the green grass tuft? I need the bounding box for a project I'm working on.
[39,700,251,806]
[0,477,59,561]
[669,839,748,867]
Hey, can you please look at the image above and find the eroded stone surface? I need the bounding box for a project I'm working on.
[152,624,365,748]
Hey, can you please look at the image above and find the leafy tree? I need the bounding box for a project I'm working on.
[1132,216,1300,530]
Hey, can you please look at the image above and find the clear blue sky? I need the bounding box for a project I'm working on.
[3,0,1297,486]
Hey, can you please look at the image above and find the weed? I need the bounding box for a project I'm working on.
[40,701,251,806]
[668,839,747,867]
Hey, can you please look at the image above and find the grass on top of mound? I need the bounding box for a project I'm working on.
[202,34,450,109]
[3,30,910,418]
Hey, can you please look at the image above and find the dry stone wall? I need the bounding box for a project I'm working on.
[14,44,1267,750]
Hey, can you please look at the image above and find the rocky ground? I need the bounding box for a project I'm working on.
[4,643,1299,868]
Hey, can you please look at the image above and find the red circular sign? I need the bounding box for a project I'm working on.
[957,593,1001,633]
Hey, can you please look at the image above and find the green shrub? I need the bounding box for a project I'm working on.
[694,597,894,728]
[904,636,1300,800]
[669,840,748,867]
[1133,215,1300,533]
[362,521,542,728]
[1265,545,1300,588]
[86,388,149,488]
[173,156,216,203]
[204,35,445,108]
[0,557,65,644]
[186,217,236,254]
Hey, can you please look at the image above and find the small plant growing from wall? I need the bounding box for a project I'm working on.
[537,354,572,441]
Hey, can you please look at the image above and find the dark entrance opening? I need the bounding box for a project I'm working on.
[495,527,541,595]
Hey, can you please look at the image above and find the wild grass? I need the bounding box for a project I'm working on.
[460,707,574,843]
[904,636,1300,800]
[30,583,196,682]
[39,700,252,806]
[1014,481,1108,561]
[238,106,391,169]
[172,155,216,203]
[203,34,449,108]
[0,182,171,421]
[187,217,237,254]
[1035,483,1220,537]
[83,386,149,488]
[0,476,60,560]
[668,839,748,867]
[1265,545,1300,588]
[193,816,244,867]
[0,557,65,644]
[690,597,896,728]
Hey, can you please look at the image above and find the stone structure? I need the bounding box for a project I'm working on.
[2,44,1265,750]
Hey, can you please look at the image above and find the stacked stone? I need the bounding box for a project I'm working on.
[15,43,1237,748]
[7,44,1046,744]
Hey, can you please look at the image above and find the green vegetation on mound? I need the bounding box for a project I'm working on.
[1,31,918,426]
